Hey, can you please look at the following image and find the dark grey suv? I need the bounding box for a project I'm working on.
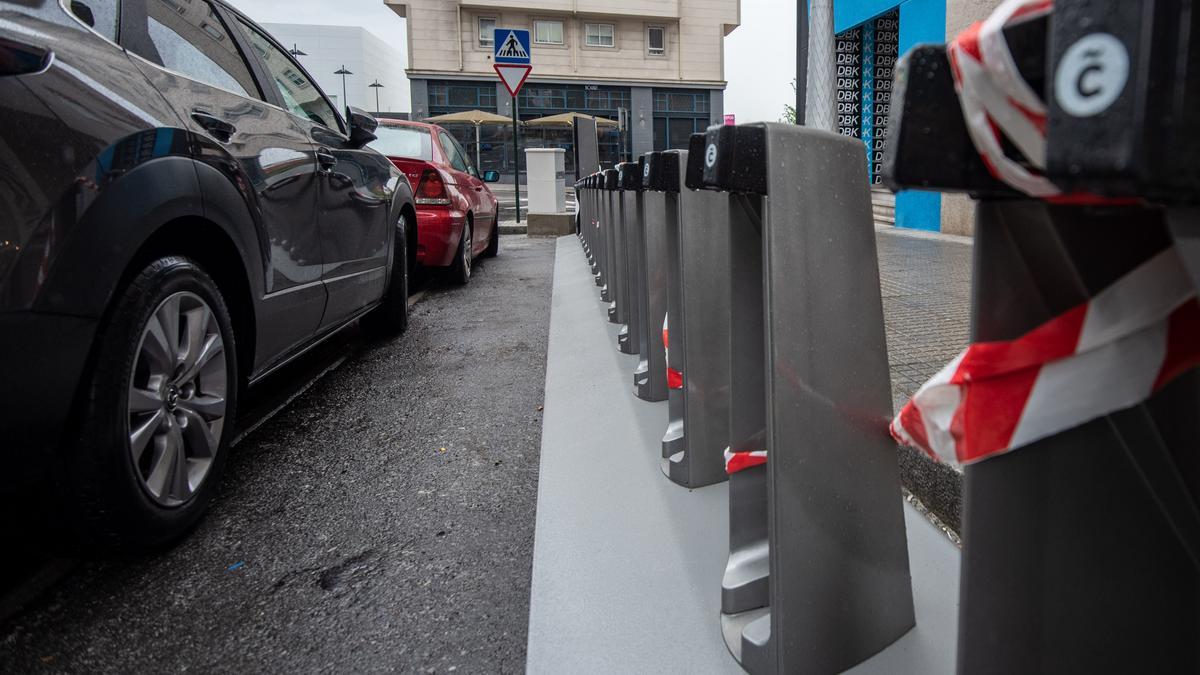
[0,0,417,551]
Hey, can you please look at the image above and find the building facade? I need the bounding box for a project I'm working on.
[385,0,740,173]
[261,23,410,115]
[825,0,1004,235]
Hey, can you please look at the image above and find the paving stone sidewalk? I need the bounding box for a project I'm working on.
[876,228,973,414]
[876,227,973,536]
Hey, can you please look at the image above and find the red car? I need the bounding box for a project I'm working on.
[370,120,500,283]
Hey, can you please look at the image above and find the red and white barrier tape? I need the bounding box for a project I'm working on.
[663,314,683,390]
[891,246,1200,465]
[947,0,1059,197]
[725,429,768,474]
[724,446,767,474]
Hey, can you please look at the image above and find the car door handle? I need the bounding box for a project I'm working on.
[315,148,337,173]
[190,111,236,142]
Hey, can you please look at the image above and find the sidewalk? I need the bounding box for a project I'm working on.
[875,226,973,413]
[527,236,962,674]
[876,226,972,535]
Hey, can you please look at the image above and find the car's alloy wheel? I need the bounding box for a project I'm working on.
[48,256,238,553]
[128,291,227,506]
[450,220,473,285]
[461,222,472,279]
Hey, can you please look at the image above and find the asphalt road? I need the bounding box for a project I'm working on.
[0,235,557,673]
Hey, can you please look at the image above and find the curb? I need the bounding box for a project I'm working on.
[875,224,974,246]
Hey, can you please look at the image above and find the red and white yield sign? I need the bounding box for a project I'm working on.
[493,28,532,96]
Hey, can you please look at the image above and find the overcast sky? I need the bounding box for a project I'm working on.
[229,0,796,123]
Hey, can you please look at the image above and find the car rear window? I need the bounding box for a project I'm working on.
[370,126,433,161]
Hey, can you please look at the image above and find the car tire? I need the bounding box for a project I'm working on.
[483,213,499,258]
[448,219,472,285]
[365,211,410,335]
[52,256,238,554]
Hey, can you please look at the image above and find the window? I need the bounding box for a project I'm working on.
[479,17,496,46]
[585,23,615,48]
[668,117,697,149]
[428,82,495,111]
[145,0,256,98]
[653,89,710,151]
[446,133,477,174]
[534,20,563,45]
[69,0,121,41]
[234,18,343,132]
[654,90,710,114]
[448,86,479,107]
[369,125,433,161]
[439,132,469,173]
[647,25,665,55]
[585,89,610,109]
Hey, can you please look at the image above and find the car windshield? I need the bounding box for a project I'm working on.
[369,125,434,160]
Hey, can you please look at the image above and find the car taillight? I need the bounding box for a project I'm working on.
[415,169,451,206]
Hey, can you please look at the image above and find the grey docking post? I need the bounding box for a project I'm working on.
[883,5,1200,669]
[656,142,734,489]
[616,162,642,355]
[601,169,618,309]
[634,155,669,402]
[693,122,914,673]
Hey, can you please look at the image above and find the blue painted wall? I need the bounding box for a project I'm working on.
[834,0,946,231]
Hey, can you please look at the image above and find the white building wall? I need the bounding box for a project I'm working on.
[262,23,411,114]
[940,0,1006,236]
[390,1,737,86]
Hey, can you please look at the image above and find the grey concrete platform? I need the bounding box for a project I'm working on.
[527,237,961,674]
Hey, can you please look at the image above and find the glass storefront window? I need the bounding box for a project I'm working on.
[654,90,709,113]
[652,88,711,150]
[430,80,636,173]
[428,82,496,111]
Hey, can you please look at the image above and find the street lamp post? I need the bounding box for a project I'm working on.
[369,80,384,114]
[796,1,807,125]
[335,66,353,109]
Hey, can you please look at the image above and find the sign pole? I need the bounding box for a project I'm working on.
[513,95,521,223]
[493,27,532,225]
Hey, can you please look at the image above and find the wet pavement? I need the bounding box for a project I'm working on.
[876,227,973,413]
[0,236,557,674]
[876,227,973,536]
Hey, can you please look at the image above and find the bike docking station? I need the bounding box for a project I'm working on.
[689,121,914,674]
[632,156,669,402]
[683,132,770,667]
[616,162,643,355]
[884,1,1200,671]
[585,176,597,261]
[576,176,593,269]
[601,168,619,308]
[591,173,605,287]
[650,141,733,488]
[645,151,689,461]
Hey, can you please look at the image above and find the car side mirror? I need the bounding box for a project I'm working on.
[346,106,378,148]
[482,170,500,183]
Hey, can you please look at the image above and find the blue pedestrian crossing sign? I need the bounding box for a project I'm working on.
[494,28,531,64]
